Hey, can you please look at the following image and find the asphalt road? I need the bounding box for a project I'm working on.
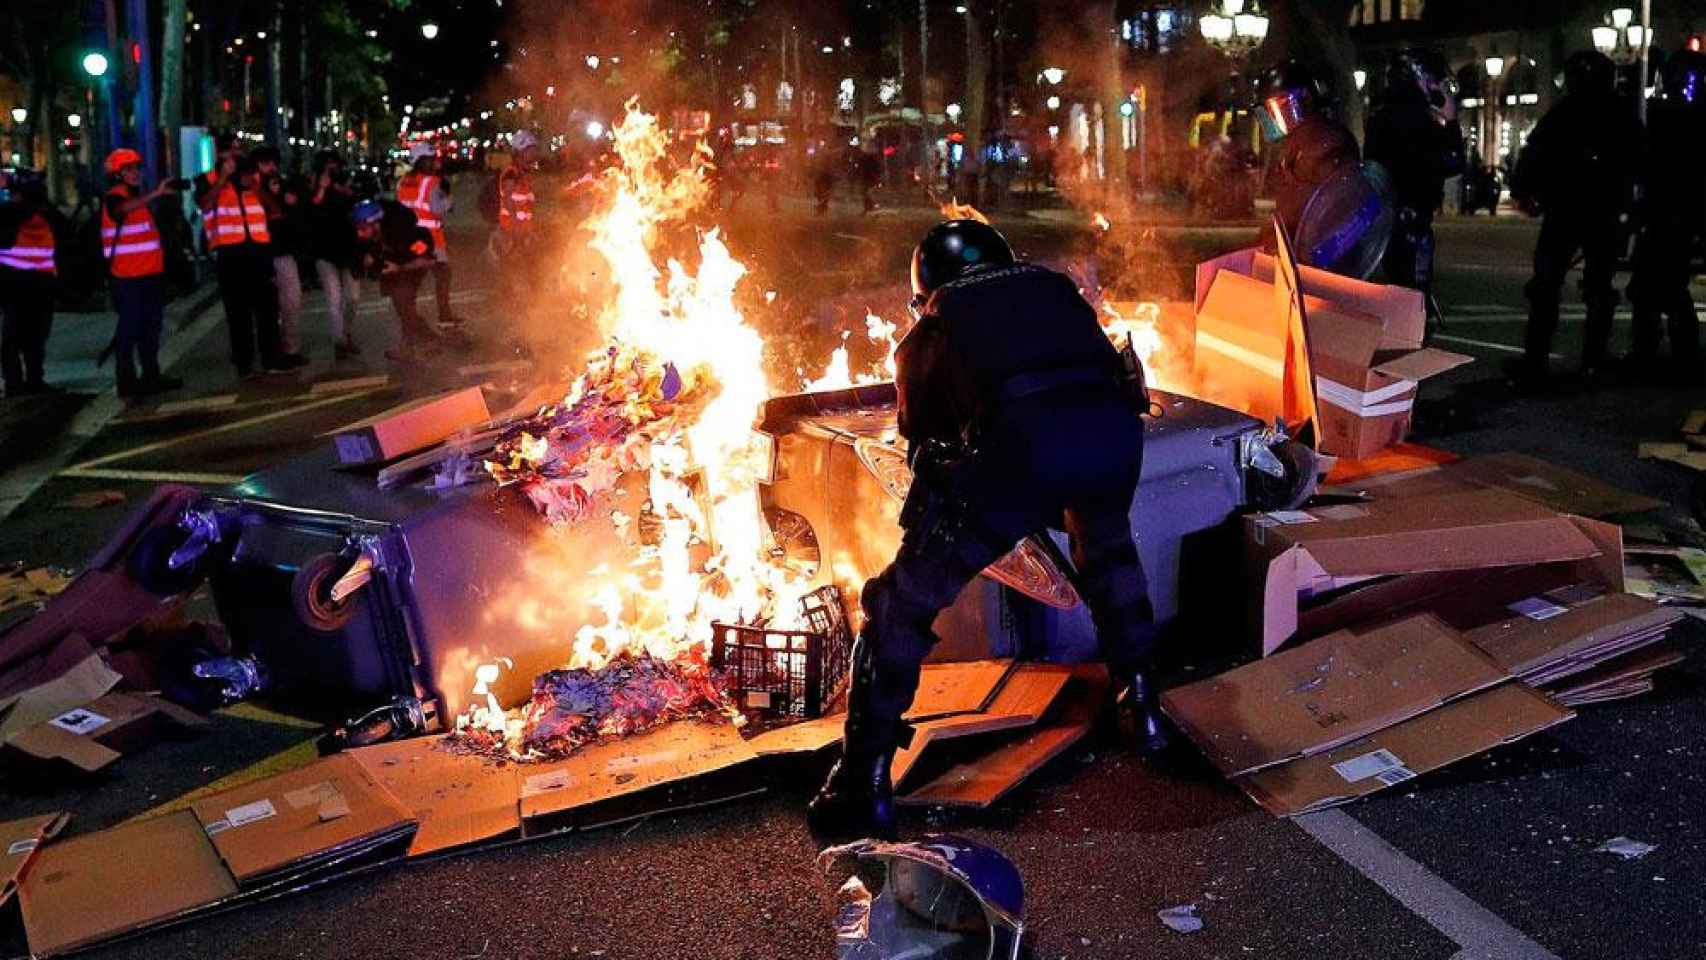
[2,188,1704,960]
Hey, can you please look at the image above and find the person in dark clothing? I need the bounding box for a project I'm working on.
[352,199,442,362]
[254,146,308,366]
[1366,48,1465,323]
[1626,50,1706,385]
[1259,60,1361,243]
[309,151,363,359]
[196,134,288,378]
[1507,50,1643,390]
[0,170,66,396]
[806,219,1169,841]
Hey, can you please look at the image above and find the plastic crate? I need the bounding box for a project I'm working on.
[711,585,853,719]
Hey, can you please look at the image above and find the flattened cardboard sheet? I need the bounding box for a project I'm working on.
[892,664,1073,788]
[518,720,757,825]
[5,691,206,773]
[906,659,1016,720]
[1466,591,1680,681]
[349,735,521,857]
[899,667,1104,808]
[189,753,415,884]
[329,385,491,465]
[0,811,67,907]
[19,810,238,958]
[1236,682,1573,816]
[1161,614,1507,777]
[747,715,846,756]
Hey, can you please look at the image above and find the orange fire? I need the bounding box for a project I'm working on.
[939,199,990,223]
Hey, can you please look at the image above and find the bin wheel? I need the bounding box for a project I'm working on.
[1247,438,1321,512]
[127,525,208,596]
[292,553,358,634]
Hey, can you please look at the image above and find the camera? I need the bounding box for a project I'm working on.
[166,177,193,191]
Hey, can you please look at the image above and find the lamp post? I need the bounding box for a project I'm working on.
[1199,0,1269,60]
[1484,55,1504,171]
[421,22,440,40]
[1592,3,1654,121]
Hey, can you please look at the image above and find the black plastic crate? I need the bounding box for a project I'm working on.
[711,585,853,719]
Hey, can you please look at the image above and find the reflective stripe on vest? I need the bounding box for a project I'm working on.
[398,172,447,248]
[207,182,271,249]
[0,215,55,273]
[499,171,535,232]
[101,188,166,279]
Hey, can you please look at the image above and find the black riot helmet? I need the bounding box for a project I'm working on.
[1564,50,1616,98]
[1388,48,1459,122]
[1661,49,1706,107]
[909,218,1017,303]
[1258,59,1328,142]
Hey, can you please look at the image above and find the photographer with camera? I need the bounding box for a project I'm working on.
[253,146,308,368]
[309,151,363,360]
[197,134,288,379]
[351,198,443,362]
[100,149,185,399]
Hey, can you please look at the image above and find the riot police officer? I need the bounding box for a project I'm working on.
[806,220,1169,841]
[1366,48,1465,320]
[1626,50,1706,385]
[1508,50,1643,390]
[1259,59,1362,244]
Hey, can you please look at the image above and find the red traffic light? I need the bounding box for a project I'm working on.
[130,41,141,64]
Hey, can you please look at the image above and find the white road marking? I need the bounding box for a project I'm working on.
[1433,334,1563,361]
[150,393,240,415]
[56,467,248,485]
[1296,809,1563,960]
[309,375,392,395]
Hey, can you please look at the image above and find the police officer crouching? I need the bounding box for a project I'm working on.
[807,220,1169,841]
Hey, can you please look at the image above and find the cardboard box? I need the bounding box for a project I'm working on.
[349,735,521,857]
[0,811,66,908]
[329,385,491,465]
[1161,614,1508,778]
[188,753,416,884]
[4,691,206,773]
[1338,452,1666,519]
[19,810,239,957]
[1247,488,1619,655]
[1235,682,1573,816]
[1193,241,1470,459]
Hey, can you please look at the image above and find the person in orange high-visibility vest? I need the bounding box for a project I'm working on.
[0,170,65,397]
[398,143,465,328]
[196,133,288,379]
[493,130,540,320]
[102,149,184,399]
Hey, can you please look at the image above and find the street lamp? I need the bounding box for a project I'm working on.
[1200,0,1268,58]
[1041,66,1066,86]
[10,108,26,125]
[81,52,110,78]
[1592,9,1648,65]
[67,113,81,128]
[421,22,440,40]
[1046,95,1061,111]
[945,102,962,121]
[1484,56,1505,78]
[1353,69,1368,90]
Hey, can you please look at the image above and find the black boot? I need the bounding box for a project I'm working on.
[1116,669,1172,755]
[807,641,900,841]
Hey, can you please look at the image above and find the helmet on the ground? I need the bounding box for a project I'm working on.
[1387,48,1459,121]
[1661,49,1706,106]
[351,199,384,227]
[509,129,539,153]
[909,218,1016,300]
[822,835,1025,960]
[1565,50,1616,97]
[105,148,144,176]
[1259,59,1329,142]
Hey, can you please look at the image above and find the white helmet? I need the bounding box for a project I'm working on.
[408,142,435,161]
[509,129,539,152]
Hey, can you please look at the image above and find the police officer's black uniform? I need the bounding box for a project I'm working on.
[1509,50,1643,387]
[807,220,1168,841]
[1259,61,1362,244]
[1366,49,1465,312]
[1627,50,1706,384]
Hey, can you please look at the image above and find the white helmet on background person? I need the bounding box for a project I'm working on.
[509,129,539,153]
[408,142,435,161]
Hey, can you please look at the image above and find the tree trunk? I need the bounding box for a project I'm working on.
[1092,0,1125,189]
[28,37,59,201]
[266,0,284,158]
[160,0,186,175]
[964,2,988,148]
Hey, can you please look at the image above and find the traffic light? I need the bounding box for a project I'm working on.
[1119,100,1136,118]
[82,51,110,77]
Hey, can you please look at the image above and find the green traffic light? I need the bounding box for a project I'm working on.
[1119,100,1136,117]
[82,51,110,77]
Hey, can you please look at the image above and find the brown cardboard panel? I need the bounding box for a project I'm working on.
[1557,680,1655,705]
[329,385,491,465]
[747,715,845,756]
[5,691,206,773]
[349,735,521,858]
[1466,592,1681,680]
[1248,250,1428,344]
[1370,348,1475,383]
[1161,614,1508,777]
[0,812,67,908]
[1544,644,1686,700]
[189,753,414,883]
[905,659,1016,720]
[19,810,239,957]
[1440,453,1665,519]
[1236,682,1572,816]
[899,668,1105,808]
[518,720,757,823]
[891,664,1073,787]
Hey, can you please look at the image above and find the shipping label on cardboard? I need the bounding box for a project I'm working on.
[1331,748,1408,783]
[48,708,111,736]
[1509,597,1569,621]
[1264,510,1319,525]
[224,799,277,828]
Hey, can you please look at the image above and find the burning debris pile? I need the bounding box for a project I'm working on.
[455,652,740,762]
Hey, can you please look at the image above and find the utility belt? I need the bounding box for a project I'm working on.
[989,353,1151,427]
